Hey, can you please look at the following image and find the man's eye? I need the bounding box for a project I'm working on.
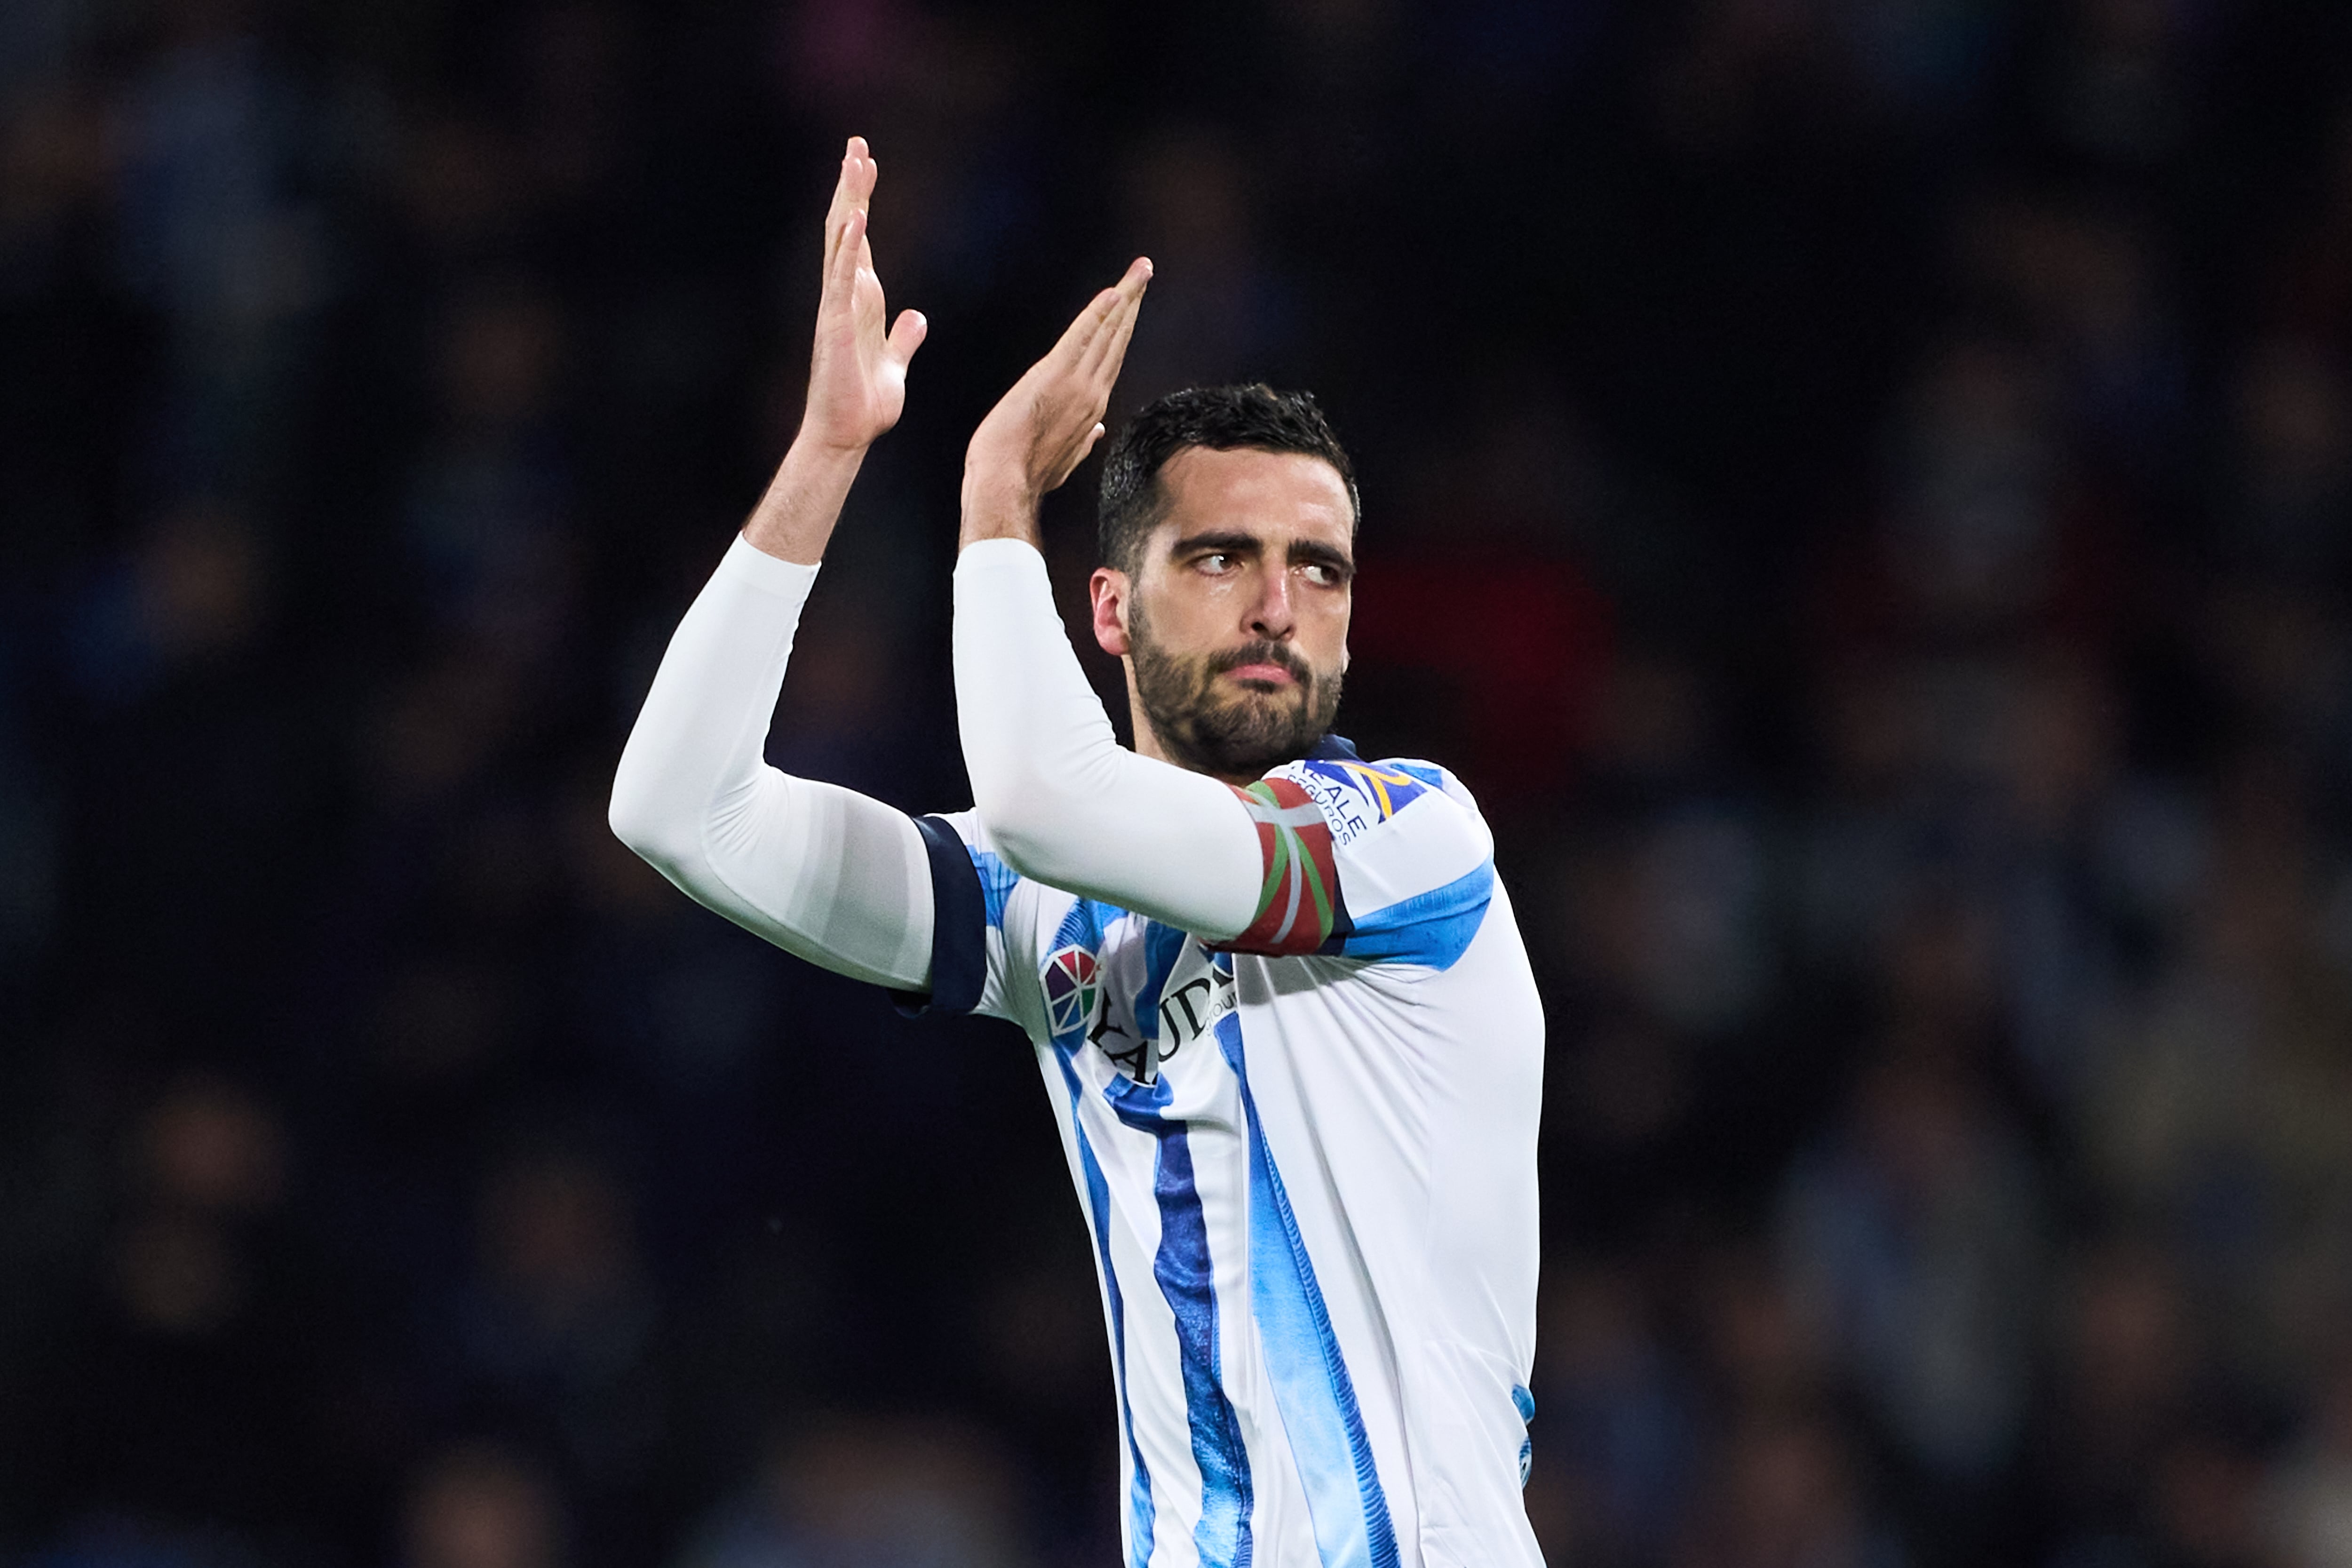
[1302,563,1345,587]
[1197,553,1235,573]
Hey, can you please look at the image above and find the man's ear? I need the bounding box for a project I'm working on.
[1089,568,1132,656]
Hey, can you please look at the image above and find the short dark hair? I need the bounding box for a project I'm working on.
[1097,384,1360,574]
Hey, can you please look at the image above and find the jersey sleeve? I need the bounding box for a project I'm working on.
[892,808,1053,1035]
[1219,753,1496,971]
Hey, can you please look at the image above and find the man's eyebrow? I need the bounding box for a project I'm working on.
[1167,529,1263,557]
[1289,538,1355,574]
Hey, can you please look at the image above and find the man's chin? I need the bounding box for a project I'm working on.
[1220,683,1303,715]
[1176,696,1320,776]
[1208,691,1310,740]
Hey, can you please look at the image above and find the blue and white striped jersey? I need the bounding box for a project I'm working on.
[912,737,1545,1568]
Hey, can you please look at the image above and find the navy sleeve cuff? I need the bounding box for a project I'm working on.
[891,815,987,1017]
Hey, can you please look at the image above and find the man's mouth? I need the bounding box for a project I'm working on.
[1223,661,1299,688]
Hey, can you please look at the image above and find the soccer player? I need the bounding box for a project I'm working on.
[611,139,1545,1568]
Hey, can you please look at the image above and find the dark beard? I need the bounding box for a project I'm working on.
[1128,605,1342,780]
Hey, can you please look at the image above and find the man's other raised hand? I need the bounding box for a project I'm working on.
[740,137,925,565]
[801,136,928,455]
[960,257,1153,550]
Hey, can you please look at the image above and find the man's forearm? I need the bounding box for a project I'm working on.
[744,436,870,565]
[952,539,1261,939]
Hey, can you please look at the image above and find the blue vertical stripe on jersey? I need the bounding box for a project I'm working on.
[1055,1046,1157,1568]
[969,847,1021,930]
[1108,1071,1255,1568]
[1512,1385,1535,1488]
[1134,921,1191,1043]
[1212,998,1400,1568]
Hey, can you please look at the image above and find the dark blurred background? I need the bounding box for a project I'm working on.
[7,0,2352,1563]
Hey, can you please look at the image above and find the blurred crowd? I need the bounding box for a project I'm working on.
[6,0,2352,1564]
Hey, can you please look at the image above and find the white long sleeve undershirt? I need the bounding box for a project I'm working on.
[951,538,1261,941]
[609,535,935,990]
[609,532,1267,1001]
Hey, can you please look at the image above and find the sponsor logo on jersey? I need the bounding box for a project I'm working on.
[1295,758,1431,844]
[1154,961,1236,1058]
[1087,948,1236,1085]
[1291,765,1375,845]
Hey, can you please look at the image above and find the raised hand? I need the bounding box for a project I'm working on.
[961,257,1153,547]
[800,136,928,454]
[741,137,926,565]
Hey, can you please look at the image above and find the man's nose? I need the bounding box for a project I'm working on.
[1249,568,1296,639]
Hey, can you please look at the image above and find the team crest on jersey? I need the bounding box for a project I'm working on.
[1043,946,1100,1037]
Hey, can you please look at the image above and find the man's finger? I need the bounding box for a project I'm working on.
[1080,258,1150,362]
[850,143,875,216]
[824,206,865,306]
[1077,267,1147,385]
[822,137,878,276]
[884,308,928,369]
[1083,257,1152,382]
[825,138,869,259]
[1047,285,1122,365]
